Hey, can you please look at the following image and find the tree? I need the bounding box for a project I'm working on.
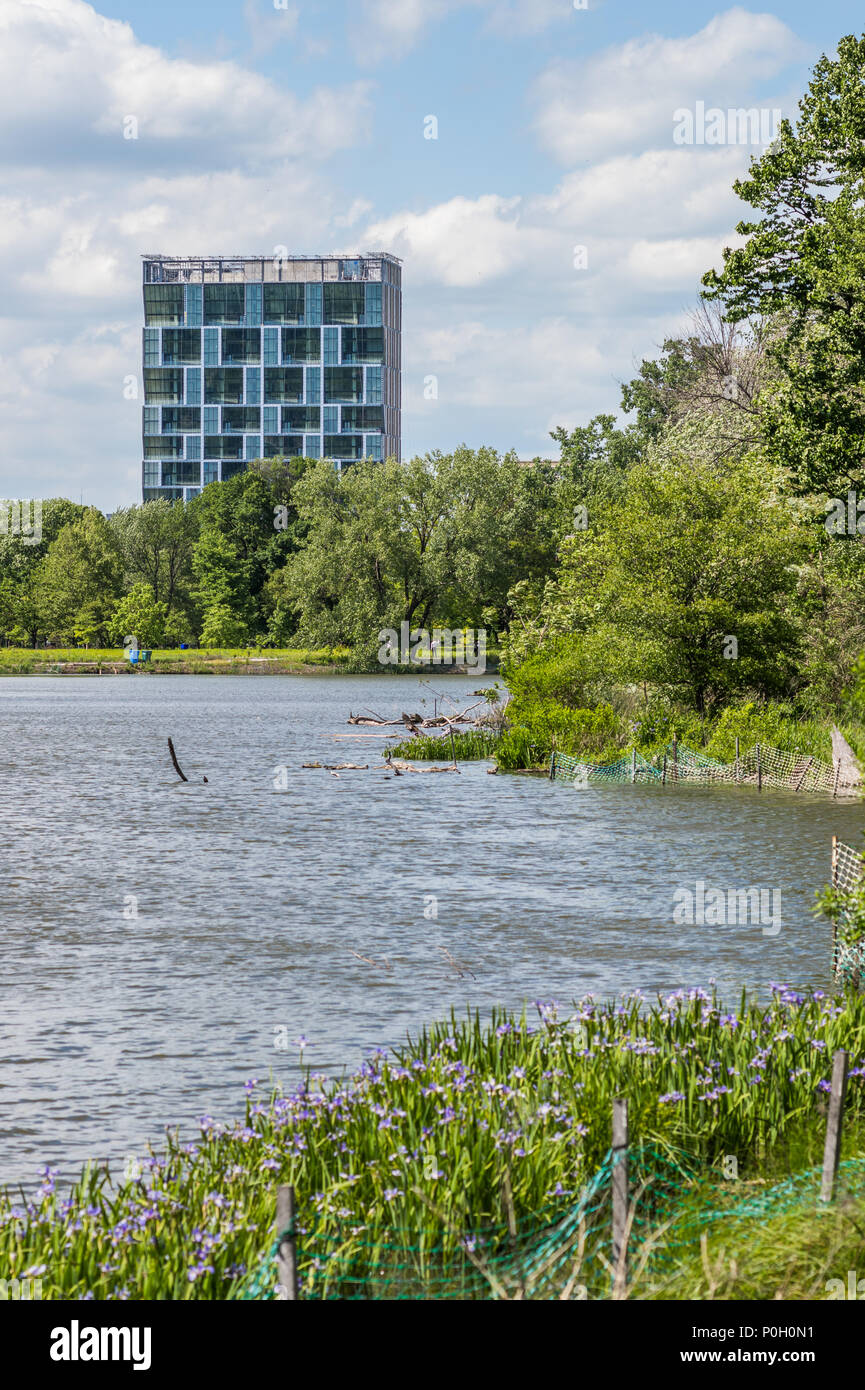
[529,454,807,715]
[108,583,167,649]
[268,449,559,661]
[702,33,865,495]
[0,499,88,644]
[34,510,123,646]
[188,462,313,640]
[109,500,198,617]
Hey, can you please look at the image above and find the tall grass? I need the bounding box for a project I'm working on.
[386,729,500,760]
[2,985,863,1299]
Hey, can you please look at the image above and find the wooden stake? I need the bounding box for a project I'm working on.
[756,742,762,792]
[449,727,457,769]
[833,759,841,799]
[276,1185,298,1300]
[735,736,740,782]
[631,748,636,784]
[821,1050,848,1203]
[671,733,678,784]
[612,1097,628,1298]
[661,753,667,786]
[548,751,555,780]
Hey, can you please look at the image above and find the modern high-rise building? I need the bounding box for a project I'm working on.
[140,253,402,501]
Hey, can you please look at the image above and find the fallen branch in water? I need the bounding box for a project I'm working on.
[302,761,370,770]
[167,737,188,782]
[350,950,394,974]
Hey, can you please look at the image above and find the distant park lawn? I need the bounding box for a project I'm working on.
[0,647,352,673]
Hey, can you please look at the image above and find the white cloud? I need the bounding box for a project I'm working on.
[532,7,805,163]
[0,0,371,168]
[353,0,572,61]
[364,195,554,286]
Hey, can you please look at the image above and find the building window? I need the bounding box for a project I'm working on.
[144,368,184,404]
[185,284,203,327]
[324,433,364,460]
[365,283,382,327]
[204,435,244,460]
[144,487,183,501]
[161,329,202,364]
[144,285,184,327]
[245,435,262,461]
[323,283,365,324]
[203,406,220,433]
[364,433,383,461]
[304,435,321,458]
[143,328,160,367]
[142,461,160,486]
[263,435,303,457]
[144,435,184,459]
[203,461,219,485]
[143,406,159,434]
[282,407,322,432]
[161,460,202,486]
[262,405,279,434]
[281,327,321,363]
[365,365,382,404]
[322,406,339,433]
[186,434,201,460]
[223,406,261,432]
[305,367,321,404]
[221,328,261,364]
[221,461,248,481]
[185,367,202,404]
[245,367,261,403]
[341,406,384,431]
[161,407,201,432]
[341,327,384,364]
[203,328,219,366]
[263,327,279,366]
[204,284,245,324]
[305,283,322,325]
[245,283,262,326]
[325,367,364,403]
[262,283,305,324]
[323,326,339,365]
[204,368,244,404]
[263,368,304,403]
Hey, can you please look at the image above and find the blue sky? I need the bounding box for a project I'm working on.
[0,0,859,508]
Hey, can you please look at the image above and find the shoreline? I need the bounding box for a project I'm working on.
[0,655,500,677]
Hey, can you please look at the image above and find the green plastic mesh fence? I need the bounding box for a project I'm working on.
[833,839,865,985]
[231,1148,865,1301]
[552,742,858,796]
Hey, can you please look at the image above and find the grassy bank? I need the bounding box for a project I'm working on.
[3,986,864,1300]
[0,647,351,675]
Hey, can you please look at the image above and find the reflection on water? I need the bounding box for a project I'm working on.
[0,673,861,1184]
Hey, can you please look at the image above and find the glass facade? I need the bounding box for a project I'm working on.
[141,254,401,499]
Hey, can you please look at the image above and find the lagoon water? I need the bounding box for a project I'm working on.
[1,672,862,1185]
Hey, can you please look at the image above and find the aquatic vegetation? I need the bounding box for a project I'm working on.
[2,986,864,1300]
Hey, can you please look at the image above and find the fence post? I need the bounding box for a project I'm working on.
[821,1050,848,1203]
[661,753,667,786]
[756,743,762,792]
[548,751,555,781]
[671,733,678,784]
[611,1097,628,1298]
[276,1185,298,1300]
[831,835,839,975]
[631,748,636,784]
[735,736,740,782]
[833,759,841,800]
